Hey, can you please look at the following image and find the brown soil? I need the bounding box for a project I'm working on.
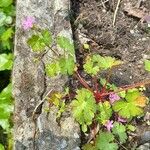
[71,0,150,149]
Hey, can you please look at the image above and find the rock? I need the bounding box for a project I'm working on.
[137,143,150,150]
[13,0,80,149]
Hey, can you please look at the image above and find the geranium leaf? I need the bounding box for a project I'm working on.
[95,132,118,150]
[113,100,143,118]
[41,29,52,46]
[83,55,121,76]
[59,56,75,75]
[71,88,97,132]
[97,101,112,124]
[112,122,127,143]
[56,36,74,55]
[45,61,60,77]
[83,55,100,76]
[27,34,46,52]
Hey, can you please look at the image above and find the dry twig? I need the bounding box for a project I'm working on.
[113,0,121,26]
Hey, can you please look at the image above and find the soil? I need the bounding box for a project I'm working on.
[71,0,150,149]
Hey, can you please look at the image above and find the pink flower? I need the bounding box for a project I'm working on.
[104,120,113,131]
[22,16,35,30]
[118,116,127,123]
[109,93,120,104]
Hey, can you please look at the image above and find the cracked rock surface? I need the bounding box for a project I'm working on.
[13,0,80,149]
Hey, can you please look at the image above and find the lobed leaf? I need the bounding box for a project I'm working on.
[97,101,112,124]
[95,132,118,150]
[113,89,146,118]
[113,100,143,118]
[112,122,127,143]
[71,88,97,132]
[83,55,100,76]
[59,56,75,75]
[41,29,52,46]
[27,34,46,52]
[56,36,74,55]
[98,56,121,70]
[27,30,52,52]
[84,54,121,76]
[45,61,60,77]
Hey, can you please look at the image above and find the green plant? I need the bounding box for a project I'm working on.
[0,0,15,149]
[26,20,150,149]
[144,59,150,72]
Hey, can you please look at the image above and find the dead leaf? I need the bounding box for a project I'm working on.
[135,95,147,107]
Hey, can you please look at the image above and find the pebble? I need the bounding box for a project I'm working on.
[60,140,67,149]
[130,30,134,34]
[142,38,147,41]
[137,143,150,150]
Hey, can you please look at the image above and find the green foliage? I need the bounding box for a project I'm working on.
[27,29,52,52]
[98,56,121,70]
[71,88,96,132]
[83,55,100,76]
[144,60,150,72]
[0,1,14,149]
[0,53,13,71]
[97,101,112,124]
[126,124,136,132]
[25,12,149,149]
[46,56,75,77]
[47,92,66,118]
[0,0,12,8]
[56,36,74,55]
[0,27,14,50]
[83,43,90,50]
[83,55,121,76]
[1,5,15,17]
[0,12,7,26]
[0,12,12,26]
[0,144,4,150]
[112,122,127,143]
[41,29,52,46]
[45,61,60,77]
[95,132,118,150]
[113,89,143,118]
[59,56,75,75]
[56,101,66,118]
[82,143,97,150]
[100,78,118,91]
[0,84,13,131]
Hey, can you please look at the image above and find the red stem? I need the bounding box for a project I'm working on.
[93,76,99,92]
[100,67,113,94]
[75,71,93,92]
[101,80,150,97]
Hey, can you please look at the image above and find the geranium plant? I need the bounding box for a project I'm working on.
[26,16,150,150]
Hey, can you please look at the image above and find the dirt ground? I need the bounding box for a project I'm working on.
[71,0,150,148]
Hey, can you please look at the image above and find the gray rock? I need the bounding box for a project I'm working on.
[13,0,80,149]
[137,143,150,150]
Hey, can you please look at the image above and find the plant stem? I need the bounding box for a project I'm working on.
[101,67,113,94]
[93,75,99,92]
[101,80,150,97]
[47,45,60,57]
[75,71,93,92]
